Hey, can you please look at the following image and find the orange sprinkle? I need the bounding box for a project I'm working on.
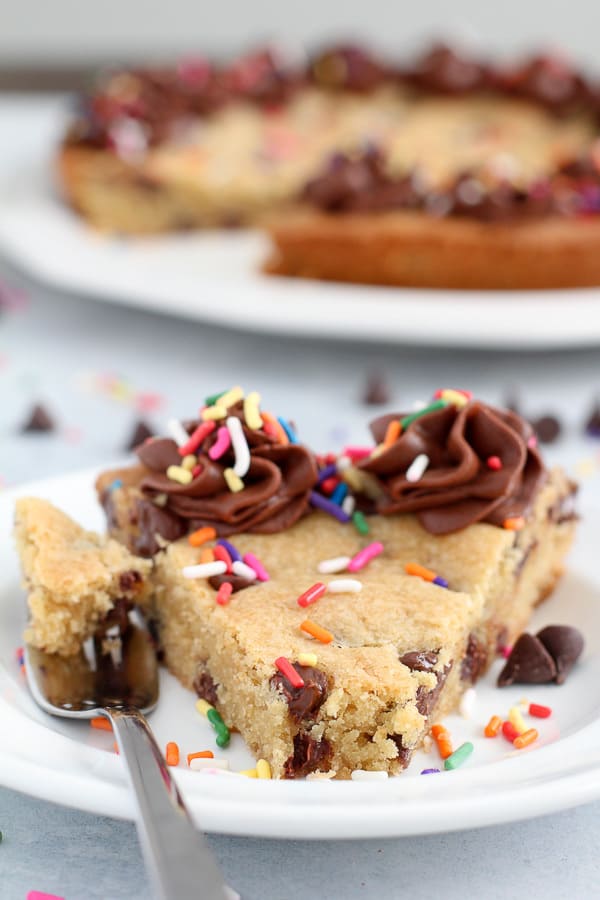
[431,723,453,759]
[113,741,119,754]
[187,751,215,766]
[300,619,334,644]
[513,728,538,750]
[261,410,289,445]
[383,419,401,447]
[503,516,525,531]
[484,715,503,738]
[405,562,436,582]
[199,547,215,564]
[166,741,180,766]
[91,717,112,732]
[189,526,217,547]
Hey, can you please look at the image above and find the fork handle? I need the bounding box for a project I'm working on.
[107,708,230,900]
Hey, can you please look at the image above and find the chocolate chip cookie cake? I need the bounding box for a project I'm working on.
[61,43,600,287]
[15,388,577,777]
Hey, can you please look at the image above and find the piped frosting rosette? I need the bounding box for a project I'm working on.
[358,394,545,534]
[136,390,318,536]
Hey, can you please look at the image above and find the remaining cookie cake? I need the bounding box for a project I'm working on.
[14,498,151,656]
[60,43,600,287]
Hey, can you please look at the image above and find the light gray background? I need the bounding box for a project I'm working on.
[2,79,600,899]
[0,0,599,66]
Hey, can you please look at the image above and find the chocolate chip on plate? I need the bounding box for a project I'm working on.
[537,625,584,685]
[125,418,154,451]
[20,403,55,433]
[497,633,557,686]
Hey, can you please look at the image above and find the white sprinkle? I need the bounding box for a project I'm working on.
[351,770,389,781]
[336,455,352,471]
[341,495,356,516]
[406,453,430,483]
[327,579,362,594]
[227,415,251,478]
[182,561,227,579]
[189,757,230,771]
[166,418,190,448]
[459,687,477,719]
[231,560,257,581]
[317,556,351,574]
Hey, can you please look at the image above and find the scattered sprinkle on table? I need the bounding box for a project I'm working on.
[420,768,441,775]
[513,728,539,750]
[459,688,476,719]
[529,703,552,718]
[431,724,453,759]
[508,705,527,734]
[256,759,272,779]
[502,720,520,742]
[484,715,503,737]
[189,757,230,771]
[187,751,214,765]
[165,742,180,766]
[196,699,230,748]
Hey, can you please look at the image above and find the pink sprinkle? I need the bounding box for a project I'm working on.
[527,435,538,449]
[243,552,270,582]
[347,541,384,572]
[342,446,374,462]
[486,455,502,470]
[208,426,231,460]
[27,893,66,900]
[135,391,164,412]
[501,645,513,659]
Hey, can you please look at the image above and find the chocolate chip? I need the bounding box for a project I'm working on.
[537,625,584,685]
[283,733,332,778]
[584,402,600,437]
[532,415,561,444]
[362,372,391,405]
[193,666,219,705]
[271,664,329,723]
[388,735,412,768]
[461,633,488,683]
[20,403,55,433]
[134,499,185,557]
[208,574,254,593]
[95,597,131,637]
[400,650,438,672]
[497,633,557,686]
[125,419,154,451]
[137,437,181,471]
[414,663,452,716]
[118,570,142,592]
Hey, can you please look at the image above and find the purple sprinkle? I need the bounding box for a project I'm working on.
[216,539,242,562]
[433,576,448,589]
[309,491,351,523]
[420,768,441,775]
[317,463,338,483]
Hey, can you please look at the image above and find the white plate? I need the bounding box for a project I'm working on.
[2,164,600,349]
[1,467,599,839]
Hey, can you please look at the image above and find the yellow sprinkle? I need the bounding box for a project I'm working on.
[244,391,262,429]
[195,699,214,717]
[224,468,244,493]
[440,389,469,408]
[369,444,386,459]
[166,465,193,485]
[508,705,527,735]
[218,385,244,409]
[298,652,318,667]
[239,768,258,778]
[202,405,227,421]
[256,759,272,779]
[181,454,197,471]
[342,466,365,492]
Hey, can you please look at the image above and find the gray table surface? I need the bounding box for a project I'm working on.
[2,96,600,900]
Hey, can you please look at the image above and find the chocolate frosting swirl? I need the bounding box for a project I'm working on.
[359,401,545,534]
[136,405,318,536]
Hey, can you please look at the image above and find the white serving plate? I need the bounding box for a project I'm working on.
[2,163,600,349]
[1,467,599,839]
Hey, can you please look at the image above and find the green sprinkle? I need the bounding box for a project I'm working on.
[352,510,369,535]
[205,390,227,407]
[444,741,474,770]
[400,400,448,431]
[215,724,231,748]
[206,707,224,728]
